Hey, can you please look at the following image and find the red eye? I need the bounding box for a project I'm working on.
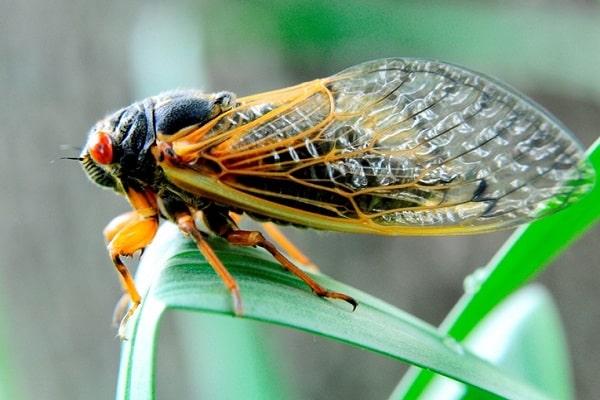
[89,131,114,165]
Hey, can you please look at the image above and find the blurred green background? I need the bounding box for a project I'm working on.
[1,0,599,399]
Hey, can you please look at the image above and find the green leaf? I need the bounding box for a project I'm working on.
[117,225,554,400]
[199,1,600,99]
[395,139,599,397]
[391,285,573,399]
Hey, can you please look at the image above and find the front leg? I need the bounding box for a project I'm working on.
[105,188,159,338]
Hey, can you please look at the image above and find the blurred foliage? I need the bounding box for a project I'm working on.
[195,1,600,101]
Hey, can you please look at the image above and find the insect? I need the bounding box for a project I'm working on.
[79,58,593,337]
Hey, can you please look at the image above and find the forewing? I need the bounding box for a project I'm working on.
[166,58,594,235]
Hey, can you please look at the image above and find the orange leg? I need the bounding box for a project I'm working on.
[104,188,159,338]
[229,213,320,272]
[260,222,320,272]
[225,230,357,310]
[104,210,158,337]
[175,213,243,315]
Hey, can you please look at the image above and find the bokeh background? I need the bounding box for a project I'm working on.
[1,0,599,399]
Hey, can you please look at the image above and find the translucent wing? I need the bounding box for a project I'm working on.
[163,58,594,235]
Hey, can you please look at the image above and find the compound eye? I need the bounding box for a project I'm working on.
[89,131,114,165]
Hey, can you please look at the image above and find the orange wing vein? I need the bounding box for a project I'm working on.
[160,58,594,236]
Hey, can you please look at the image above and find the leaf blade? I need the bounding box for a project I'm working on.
[118,223,554,400]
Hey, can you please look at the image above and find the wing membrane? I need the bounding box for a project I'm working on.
[164,58,594,235]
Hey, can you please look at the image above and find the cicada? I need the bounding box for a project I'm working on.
[79,58,593,336]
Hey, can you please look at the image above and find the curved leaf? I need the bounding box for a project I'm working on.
[116,224,552,400]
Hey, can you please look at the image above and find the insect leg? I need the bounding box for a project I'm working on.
[105,189,160,338]
[175,213,243,316]
[229,213,319,272]
[224,230,357,310]
[260,222,320,272]
[104,210,159,337]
